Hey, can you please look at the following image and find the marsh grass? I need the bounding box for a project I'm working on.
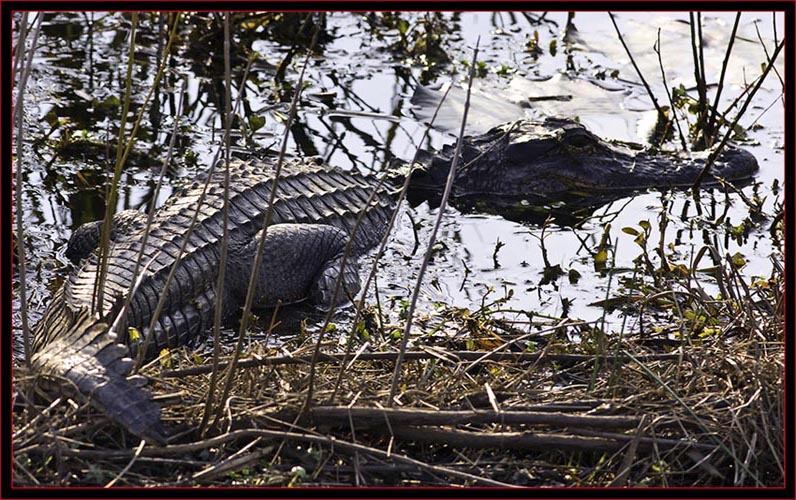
[12,247,783,486]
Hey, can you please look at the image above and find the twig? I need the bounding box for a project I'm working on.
[391,425,715,454]
[94,13,139,313]
[134,51,257,369]
[161,349,683,378]
[692,39,784,189]
[201,12,234,435]
[705,13,741,147]
[608,13,666,119]
[689,13,709,141]
[608,414,647,486]
[653,28,688,150]
[96,14,181,314]
[309,406,641,429]
[327,83,454,405]
[27,428,513,487]
[389,38,480,406]
[214,26,321,428]
[104,439,145,487]
[189,438,269,483]
[117,77,188,352]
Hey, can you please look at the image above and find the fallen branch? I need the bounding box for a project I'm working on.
[161,350,683,378]
[391,425,716,454]
[309,406,641,429]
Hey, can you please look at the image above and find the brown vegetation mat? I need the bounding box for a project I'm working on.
[13,277,784,488]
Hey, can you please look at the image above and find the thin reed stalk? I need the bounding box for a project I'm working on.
[608,13,666,121]
[302,81,455,412]
[301,172,390,411]
[135,54,258,368]
[653,28,688,150]
[14,13,43,365]
[95,13,181,313]
[116,80,187,343]
[212,25,321,429]
[388,39,480,406]
[12,14,29,84]
[200,12,234,435]
[94,13,138,314]
[327,84,454,404]
[704,12,740,146]
[693,39,784,188]
[688,12,708,144]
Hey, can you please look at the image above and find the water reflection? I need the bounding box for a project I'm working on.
[14,11,784,345]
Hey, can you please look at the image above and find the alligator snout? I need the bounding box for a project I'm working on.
[713,146,759,181]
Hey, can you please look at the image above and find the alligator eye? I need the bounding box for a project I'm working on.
[564,133,593,148]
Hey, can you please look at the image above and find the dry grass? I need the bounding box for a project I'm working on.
[12,260,784,488]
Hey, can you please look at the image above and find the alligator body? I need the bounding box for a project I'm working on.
[28,117,758,443]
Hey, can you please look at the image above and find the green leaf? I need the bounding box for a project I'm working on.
[397,19,409,35]
[594,248,608,271]
[44,111,60,127]
[730,253,746,268]
[621,227,640,236]
[354,321,370,340]
[248,115,266,132]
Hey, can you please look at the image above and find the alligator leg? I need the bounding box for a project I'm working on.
[66,209,147,264]
[228,223,361,309]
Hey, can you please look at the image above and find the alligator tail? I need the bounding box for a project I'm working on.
[30,293,167,444]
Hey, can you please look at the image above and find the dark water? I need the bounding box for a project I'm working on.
[13,12,785,353]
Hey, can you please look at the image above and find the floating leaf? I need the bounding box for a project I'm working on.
[99,95,121,110]
[751,279,770,289]
[668,263,690,278]
[44,111,61,128]
[731,253,747,268]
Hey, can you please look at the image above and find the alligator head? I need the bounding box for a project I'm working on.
[410,117,758,208]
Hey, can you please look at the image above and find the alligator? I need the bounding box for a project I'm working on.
[27,117,759,443]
